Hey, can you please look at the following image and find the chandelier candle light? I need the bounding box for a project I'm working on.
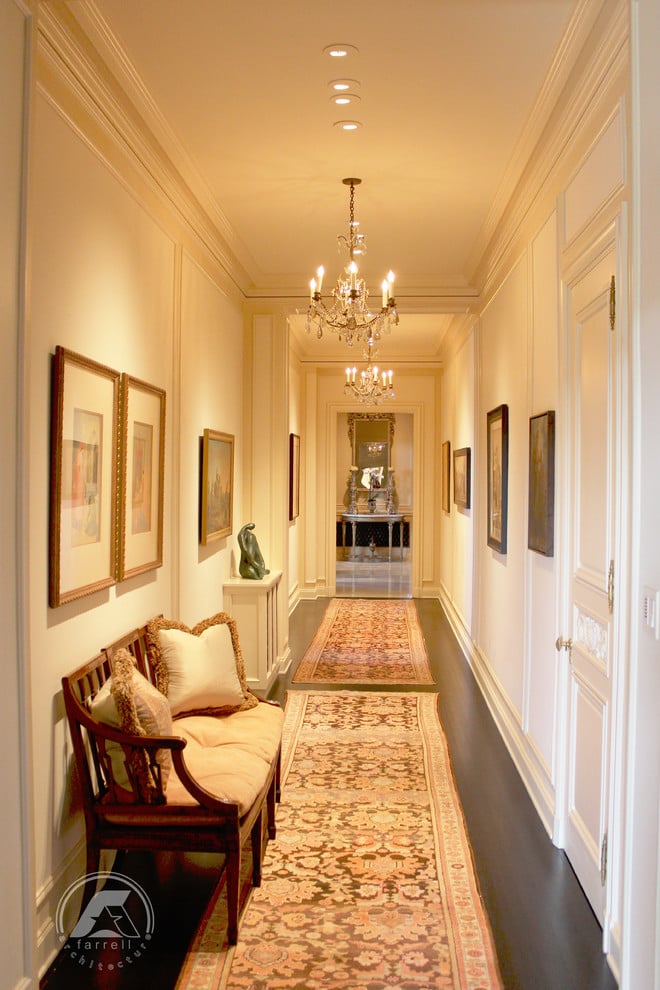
[344,337,395,405]
[307,177,399,347]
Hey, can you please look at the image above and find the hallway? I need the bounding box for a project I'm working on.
[42,598,617,990]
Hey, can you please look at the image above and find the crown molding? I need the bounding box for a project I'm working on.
[37,1,255,298]
[468,0,628,297]
[438,312,478,366]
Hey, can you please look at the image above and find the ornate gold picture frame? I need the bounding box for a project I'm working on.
[49,346,120,607]
[118,375,166,580]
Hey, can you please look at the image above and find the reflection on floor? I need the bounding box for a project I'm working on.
[335,559,412,598]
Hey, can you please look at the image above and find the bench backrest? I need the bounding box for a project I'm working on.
[102,622,157,683]
[61,623,164,809]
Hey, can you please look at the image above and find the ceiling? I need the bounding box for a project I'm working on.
[77,0,582,363]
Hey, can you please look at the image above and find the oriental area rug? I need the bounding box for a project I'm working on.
[176,691,502,990]
[292,598,434,685]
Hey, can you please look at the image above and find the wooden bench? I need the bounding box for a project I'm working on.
[61,617,282,945]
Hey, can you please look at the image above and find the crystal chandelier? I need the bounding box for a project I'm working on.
[307,178,399,347]
[344,338,395,405]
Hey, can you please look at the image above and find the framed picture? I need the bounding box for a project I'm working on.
[453,447,471,509]
[118,375,166,580]
[49,346,120,607]
[487,404,509,553]
[289,433,301,520]
[200,429,234,544]
[441,440,451,513]
[528,410,555,556]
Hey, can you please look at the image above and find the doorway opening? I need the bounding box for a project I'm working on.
[335,411,413,598]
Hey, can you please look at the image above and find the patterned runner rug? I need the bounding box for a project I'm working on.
[176,691,502,990]
[292,598,434,684]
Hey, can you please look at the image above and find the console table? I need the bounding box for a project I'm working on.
[340,513,406,561]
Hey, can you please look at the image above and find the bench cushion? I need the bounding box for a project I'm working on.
[166,703,284,816]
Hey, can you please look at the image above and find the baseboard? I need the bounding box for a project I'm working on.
[288,586,299,613]
[36,838,119,980]
[278,645,293,675]
[438,589,557,840]
[605,921,621,985]
[296,582,330,601]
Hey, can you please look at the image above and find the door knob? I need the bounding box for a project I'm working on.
[555,636,573,652]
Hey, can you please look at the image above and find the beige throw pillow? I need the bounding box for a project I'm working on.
[90,648,173,801]
[147,613,258,718]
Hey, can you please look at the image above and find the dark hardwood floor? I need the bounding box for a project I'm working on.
[42,596,618,990]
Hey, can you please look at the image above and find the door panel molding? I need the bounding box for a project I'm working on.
[574,608,609,668]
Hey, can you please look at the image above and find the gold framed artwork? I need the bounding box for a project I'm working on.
[441,440,451,513]
[49,346,120,607]
[528,410,555,556]
[487,404,509,554]
[200,429,234,544]
[289,433,300,520]
[118,375,166,580]
[453,447,471,509]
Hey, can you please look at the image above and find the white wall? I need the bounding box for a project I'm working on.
[526,212,560,788]
[624,2,660,987]
[438,0,630,972]
[288,350,302,603]
[439,328,476,636]
[0,1,36,986]
[179,253,244,620]
[440,217,562,827]
[27,47,246,976]
[29,96,175,939]
[477,257,528,711]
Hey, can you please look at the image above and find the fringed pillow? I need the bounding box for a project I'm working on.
[146,612,258,718]
[90,648,173,802]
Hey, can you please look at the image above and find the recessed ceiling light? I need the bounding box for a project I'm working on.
[330,93,361,107]
[334,120,362,131]
[328,78,360,92]
[323,43,359,58]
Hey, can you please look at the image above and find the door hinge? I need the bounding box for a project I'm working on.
[601,832,608,886]
[609,275,616,331]
[608,560,614,613]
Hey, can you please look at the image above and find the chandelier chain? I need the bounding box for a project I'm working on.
[348,181,355,257]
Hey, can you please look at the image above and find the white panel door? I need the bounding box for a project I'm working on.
[562,243,617,922]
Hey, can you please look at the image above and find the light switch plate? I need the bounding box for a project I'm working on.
[642,586,660,640]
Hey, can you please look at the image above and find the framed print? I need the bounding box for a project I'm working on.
[453,447,471,509]
[528,410,555,556]
[487,404,509,553]
[200,429,234,544]
[49,346,120,607]
[289,433,301,521]
[441,440,451,513]
[118,375,166,580]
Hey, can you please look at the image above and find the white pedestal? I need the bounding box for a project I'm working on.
[222,570,282,691]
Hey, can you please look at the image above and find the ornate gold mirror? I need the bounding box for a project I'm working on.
[348,414,395,490]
